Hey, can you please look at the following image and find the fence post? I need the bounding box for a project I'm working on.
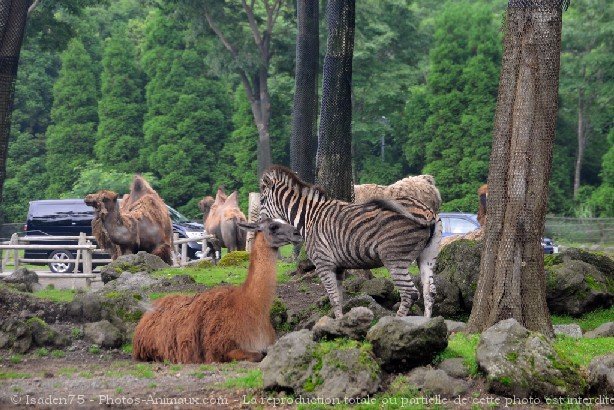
[181,242,188,267]
[11,233,19,270]
[246,192,261,252]
[173,233,180,267]
[201,232,207,260]
[77,232,86,273]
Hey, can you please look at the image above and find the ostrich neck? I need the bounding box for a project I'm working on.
[241,232,277,311]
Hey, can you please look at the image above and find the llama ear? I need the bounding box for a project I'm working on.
[237,221,258,232]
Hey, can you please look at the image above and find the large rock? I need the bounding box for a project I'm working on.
[3,267,41,292]
[560,248,614,276]
[261,330,381,399]
[102,271,160,293]
[406,367,470,397]
[359,278,399,309]
[366,316,448,372]
[27,317,68,348]
[438,358,470,379]
[343,295,393,322]
[0,316,67,353]
[584,322,614,338]
[100,251,169,283]
[421,239,482,318]
[546,260,612,316]
[477,319,585,398]
[587,354,614,395]
[84,320,123,348]
[313,307,374,341]
[553,324,583,338]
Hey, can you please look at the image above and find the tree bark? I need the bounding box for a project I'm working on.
[0,0,29,209]
[290,0,319,183]
[467,0,563,337]
[315,0,355,202]
[573,87,585,198]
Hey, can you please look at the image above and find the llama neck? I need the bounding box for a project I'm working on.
[241,232,278,310]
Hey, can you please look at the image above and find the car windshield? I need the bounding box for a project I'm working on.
[447,217,479,234]
[167,206,191,224]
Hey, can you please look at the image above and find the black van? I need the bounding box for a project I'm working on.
[24,199,205,273]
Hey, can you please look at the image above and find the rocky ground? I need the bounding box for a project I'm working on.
[0,249,612,409]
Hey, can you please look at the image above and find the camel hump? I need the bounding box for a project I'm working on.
[214,187,227,206]
[225,191,239,207]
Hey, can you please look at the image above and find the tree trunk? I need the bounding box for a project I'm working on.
[467,0,563,337]
[290,0,319,183]
[573,87,585,198]
[315,0,355,202]
[0,0,29,210]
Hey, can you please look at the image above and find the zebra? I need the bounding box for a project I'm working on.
[259,166,442,318]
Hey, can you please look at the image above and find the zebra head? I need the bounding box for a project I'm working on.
[259,167,289,223]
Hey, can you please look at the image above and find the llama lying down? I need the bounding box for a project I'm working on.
[132,218,302,363]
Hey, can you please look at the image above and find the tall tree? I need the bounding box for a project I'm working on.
[559,0,613,198]
[403,1,501,211]
[45,38,98,196]
[467,0,564,336]
[290,0,318,183]
[315,0,355,202]
[176,0,288,177]
[95,28,145,173]
[0,0,30,208]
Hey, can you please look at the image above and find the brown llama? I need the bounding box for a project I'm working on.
[132,218,302,363]
[84,175,173,264]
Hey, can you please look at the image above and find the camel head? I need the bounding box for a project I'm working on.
[199,196,215,220]
[85,190,120,217]
[238,218,302,249]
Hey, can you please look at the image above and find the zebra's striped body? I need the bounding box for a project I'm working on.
[260,166,441,318]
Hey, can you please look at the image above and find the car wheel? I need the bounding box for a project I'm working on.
[49,250,75,274]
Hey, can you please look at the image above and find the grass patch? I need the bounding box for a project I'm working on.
[435,333,480,376]
[551,307,614,332]
[9,354,23,364]
[121,343,133,355]
[371,265,420,279]
[553,336,614,367]
[32,288,76,303]
[50,350,65,358]
[35,347,50,357]
[58,367,77,377]
[0,372,31,379]
[153,259,294,288]
[105,363,155,379]
[223,369,263,389]
[88,344,101,354]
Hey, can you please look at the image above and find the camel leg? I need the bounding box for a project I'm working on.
[225,349,264,362]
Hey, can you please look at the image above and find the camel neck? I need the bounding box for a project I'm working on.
[241,233,278,310]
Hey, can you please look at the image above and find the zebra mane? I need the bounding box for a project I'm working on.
[265,165,327,197]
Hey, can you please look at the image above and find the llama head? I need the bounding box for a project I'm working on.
[238,218,302,249]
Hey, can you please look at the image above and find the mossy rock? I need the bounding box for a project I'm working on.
[218,251,250,267]
[270,298,291,333]
[193,259,214,269]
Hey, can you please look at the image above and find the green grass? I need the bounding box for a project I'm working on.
[223,369,263,389]
[88,344,101,354]
[50,350,65,358]
[0,372,32,380]
[435,333,480,376]
[32,288,76,303]
[105,363,156,379]
[553,336,614,367]
[153,260,295,288]
[35,347,50,357]
[121,343,133,354]
[372,264,420,279]
[551,306,614,332]
[9,354,23,364]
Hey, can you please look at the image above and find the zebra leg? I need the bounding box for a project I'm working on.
[388,266,420,317]
[418,217,442,318]
[317,266,344,318]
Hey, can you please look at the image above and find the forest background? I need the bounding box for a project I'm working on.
[2,0,611,222]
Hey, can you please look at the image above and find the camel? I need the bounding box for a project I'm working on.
[198,187,247,253]
[84,175,173,264]
[132,218,302,363]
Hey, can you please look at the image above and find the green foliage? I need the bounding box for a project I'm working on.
[45,38,99,197]
[68,162,157,197]
[95,28,145,173]
[88,344,101,354]
[404,1,501,212]
[223,369,263,389]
